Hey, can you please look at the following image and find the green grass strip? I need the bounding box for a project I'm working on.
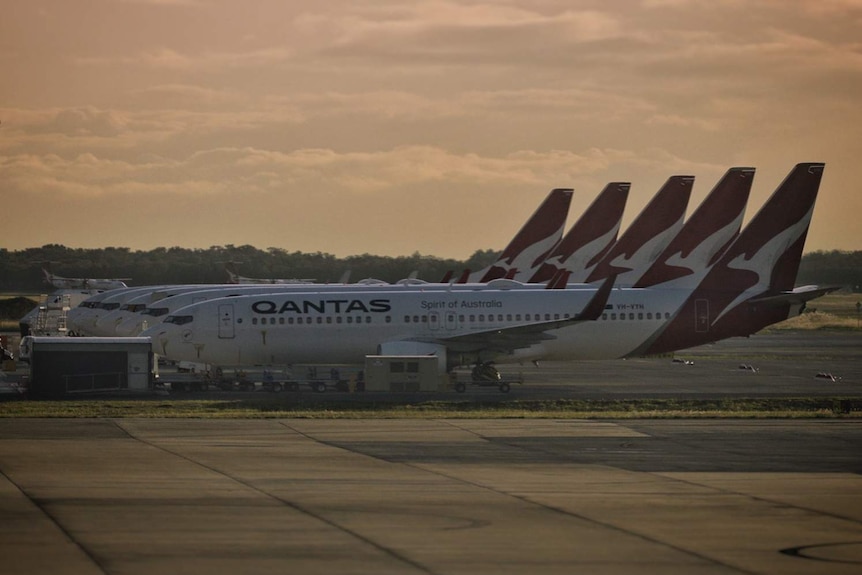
[1,397,861,419]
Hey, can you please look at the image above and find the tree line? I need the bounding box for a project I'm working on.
[0,244,858,292]
[0,245,499,292]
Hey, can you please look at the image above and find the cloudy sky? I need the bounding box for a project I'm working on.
[2,0,860,259]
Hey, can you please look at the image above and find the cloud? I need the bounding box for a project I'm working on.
[2,1,861,254]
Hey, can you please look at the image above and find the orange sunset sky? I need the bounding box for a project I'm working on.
[1,0,860,259]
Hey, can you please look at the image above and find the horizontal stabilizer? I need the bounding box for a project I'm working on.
[747,285,841,307]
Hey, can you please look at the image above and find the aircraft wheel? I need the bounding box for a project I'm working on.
[270,382,283,393]
[499,382,510,393]
[314,382,327,393]
[455,382,466,393]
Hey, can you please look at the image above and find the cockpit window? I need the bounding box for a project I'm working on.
[101,303,121,311]
[142,307,169,317]
[165,315,194,325]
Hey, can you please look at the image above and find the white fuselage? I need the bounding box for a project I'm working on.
[141,285,688,368]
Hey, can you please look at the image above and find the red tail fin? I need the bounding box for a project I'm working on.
[638,163,825,356]
[586,175,693,284]
[529,182,630,283]
[634,167,754,288]
[476,188,573,282]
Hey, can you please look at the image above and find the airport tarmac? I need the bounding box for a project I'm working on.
[1,417,861,574]
[2,331,861,401]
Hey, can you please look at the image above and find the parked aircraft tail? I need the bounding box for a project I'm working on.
[475,188,573,282]
[585,175,693,285]
[528,182,630,283]
[637,162,827,356]
[634,167,754,289]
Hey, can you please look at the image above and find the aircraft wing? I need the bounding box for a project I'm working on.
[420,275,615,355]
[747,285,841,307]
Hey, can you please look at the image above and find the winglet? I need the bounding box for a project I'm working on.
[576,274,617,321]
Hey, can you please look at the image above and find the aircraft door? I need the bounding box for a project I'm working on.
[695,299,709,333]
[218,304,235,339]
[445,311,458,331]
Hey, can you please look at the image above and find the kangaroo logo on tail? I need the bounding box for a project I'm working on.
[529,182,630,283]
[637,163,825,356]
[586,175,693,285]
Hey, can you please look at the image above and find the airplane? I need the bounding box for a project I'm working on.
[72,167,740,338]
[41,264,130,290]
[107,172,709,338]
[142,163,832,376]
[510,163,832,364]
[144,275,616,368]
[223,262,315,284]
[632,162,834,355]
[71,188,574,334]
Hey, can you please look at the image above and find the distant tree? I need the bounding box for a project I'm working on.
[2,245,857,292]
